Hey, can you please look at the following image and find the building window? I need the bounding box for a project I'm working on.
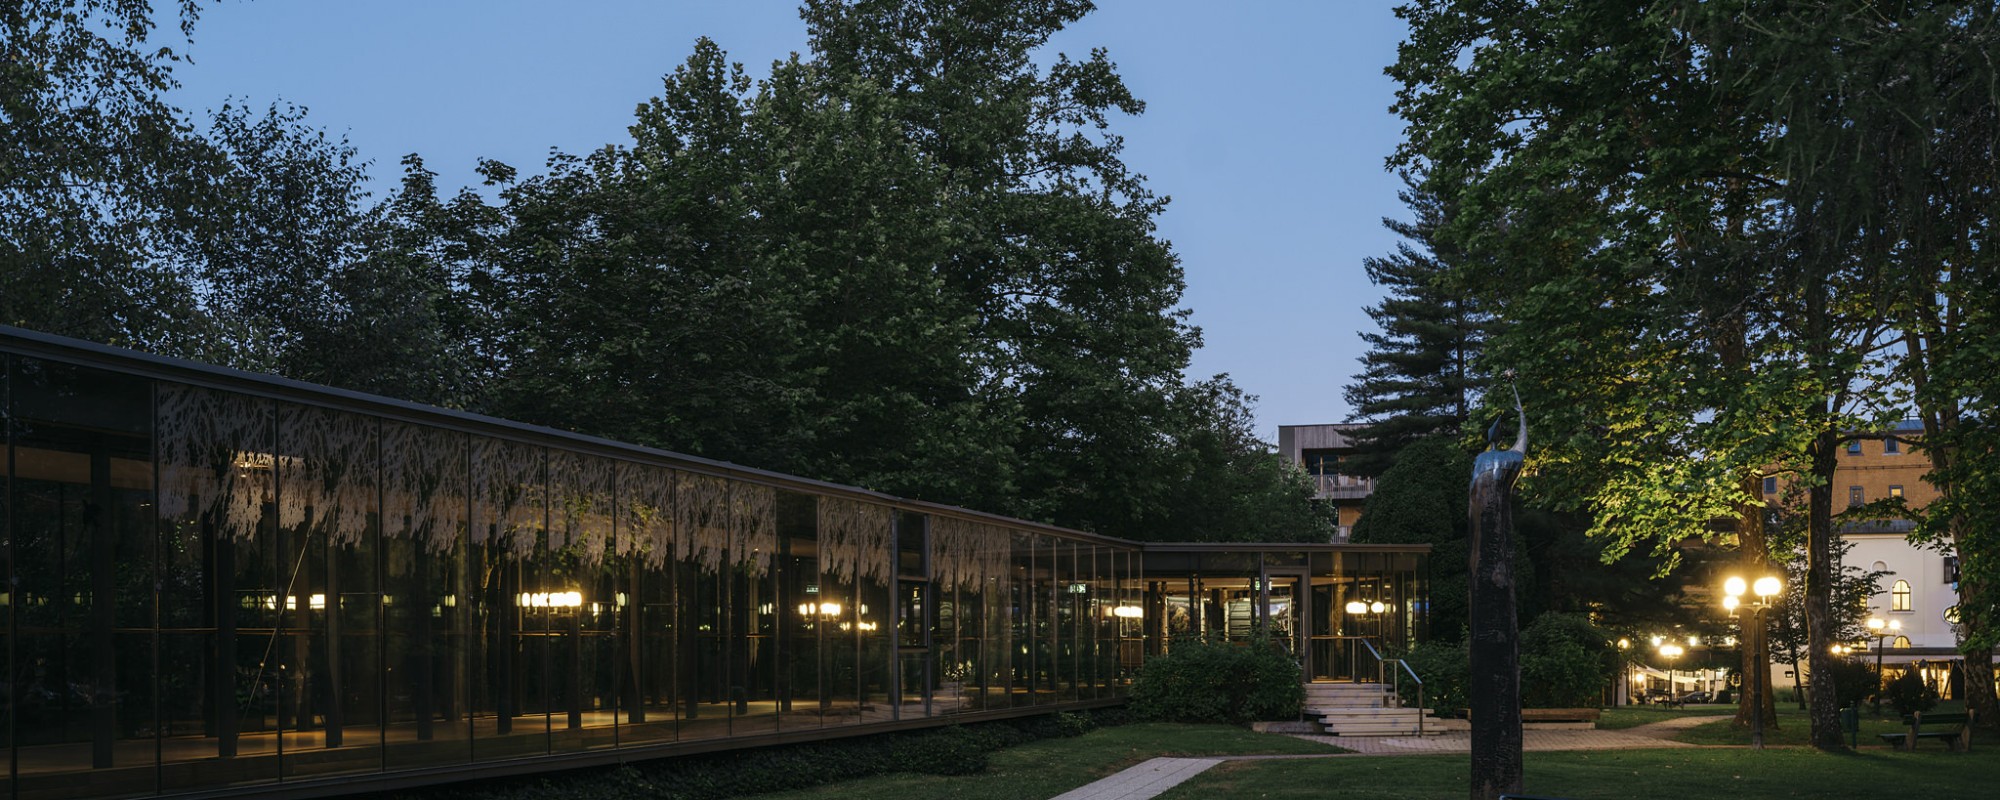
[1893,636,1911,649]
[1945,556,1960,584]
[1303,450,1343,476]
[1889,485,1904,499]
[1848,486,1864,508]
[1892,579,1912,612]
[1884,436,1900,454]
[1847,440,1863,454]
[1763,476,1778,494]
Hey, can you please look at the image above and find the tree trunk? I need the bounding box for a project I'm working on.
[1804,425,1847,750]
[1732,472,1778,730]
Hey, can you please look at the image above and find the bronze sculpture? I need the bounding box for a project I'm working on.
[1468,374,1525,800]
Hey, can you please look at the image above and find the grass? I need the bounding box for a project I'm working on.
[751,723,1346,800]
[1596,704,1734,730]
[1670,699,2000,748]
[1161,748,2000,799]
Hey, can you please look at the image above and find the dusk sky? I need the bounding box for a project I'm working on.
[171,1,1413,440]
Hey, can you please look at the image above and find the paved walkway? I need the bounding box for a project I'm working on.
[1048,715,1731,800]
[1047,757,1223,800]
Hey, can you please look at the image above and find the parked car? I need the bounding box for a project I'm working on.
[1678,691,1713,704]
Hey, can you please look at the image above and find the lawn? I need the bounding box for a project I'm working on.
[1669,700,1997,748]
[1596,704,1734,729]
[752,723,1346,800]
[1162,748,2000,800]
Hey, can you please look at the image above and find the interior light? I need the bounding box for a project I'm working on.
[1111,605,1144,619]
[1345,601,1366,615]
[1370,601,1387,614]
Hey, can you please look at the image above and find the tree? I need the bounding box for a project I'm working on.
[1,0,223,354]
[1766,533,1889,709]
[444,3,1324,541]
[1344,181,1483,476]
[1352,437,1472,639]
[1147,379,1332,543]
[1387,0,1912,750]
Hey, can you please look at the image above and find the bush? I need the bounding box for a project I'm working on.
[1397,640,1468,715]
[1884,667,1940,717]
[393,708,1132,800]
[1518,613,1617,708]
[1817,657,1878,710]
[1128,632,1304,723]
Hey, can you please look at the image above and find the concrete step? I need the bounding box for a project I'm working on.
[1308,706,1419,717]
[1317,707,1427,736]
[1302,683,1398,708]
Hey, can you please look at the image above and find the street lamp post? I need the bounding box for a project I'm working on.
[1865,617,1901,712]
[1658,643,1684,703]
[1724,574,1784,750]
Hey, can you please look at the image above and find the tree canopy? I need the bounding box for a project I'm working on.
[1388,0,2000,743]
[2,0,1332,544]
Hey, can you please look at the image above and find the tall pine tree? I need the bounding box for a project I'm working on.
[1342,182,1482,476]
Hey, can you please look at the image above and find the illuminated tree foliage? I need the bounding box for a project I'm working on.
[1389,0,1996,747]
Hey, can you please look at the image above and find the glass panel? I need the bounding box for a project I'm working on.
[381,421,471,769]
[929,516,1005,713]
[1056,540,1080,703]
[154,382,272,792]
[815,495,890,725]
[1007,531,1034,707]
[545,450,617,753]
[616,463,677,744]
[0,355,10,798]
[731,482,778,736]
[468,437,546,761]
[1118,551,1145,686]
[274,404,382,779]
[11,360,156,799]
[776,492,818,730]
[674,472,731,739]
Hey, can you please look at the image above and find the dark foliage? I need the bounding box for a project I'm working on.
[1883,668,1940,718]
[1127,633,1304,723]
[394,710,1119,800]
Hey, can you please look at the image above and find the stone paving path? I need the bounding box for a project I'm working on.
[1047,757,1223,800]
[1047,715,1733,800]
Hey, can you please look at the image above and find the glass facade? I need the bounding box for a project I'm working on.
[0,331,1428,800]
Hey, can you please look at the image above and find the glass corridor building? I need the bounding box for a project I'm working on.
[0,327,1427,800]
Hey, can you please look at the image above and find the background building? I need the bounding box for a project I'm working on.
[1277,424,1373,542]
[1765,420,1989,693]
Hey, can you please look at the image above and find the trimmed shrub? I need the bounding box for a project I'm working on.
[1518,613,1617,708]
[1818,657,1878,709]
[1397,640,1468,715]
[1128,632,1304,723]
[1884,667,1939,716]
[394,709,1132,800]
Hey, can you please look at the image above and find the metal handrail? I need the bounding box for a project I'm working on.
[1355,638,1426,735]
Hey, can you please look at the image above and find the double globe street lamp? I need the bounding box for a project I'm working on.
[1723,573,1783,750]
[1866,616,1902,710]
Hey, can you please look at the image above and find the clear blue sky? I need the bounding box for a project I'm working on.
[171,0,1412,441]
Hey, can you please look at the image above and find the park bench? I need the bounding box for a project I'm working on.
[1877,710,1974,752]
[1516,708,1600,729]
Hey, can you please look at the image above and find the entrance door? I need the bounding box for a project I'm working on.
[1259,567,1310,674]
